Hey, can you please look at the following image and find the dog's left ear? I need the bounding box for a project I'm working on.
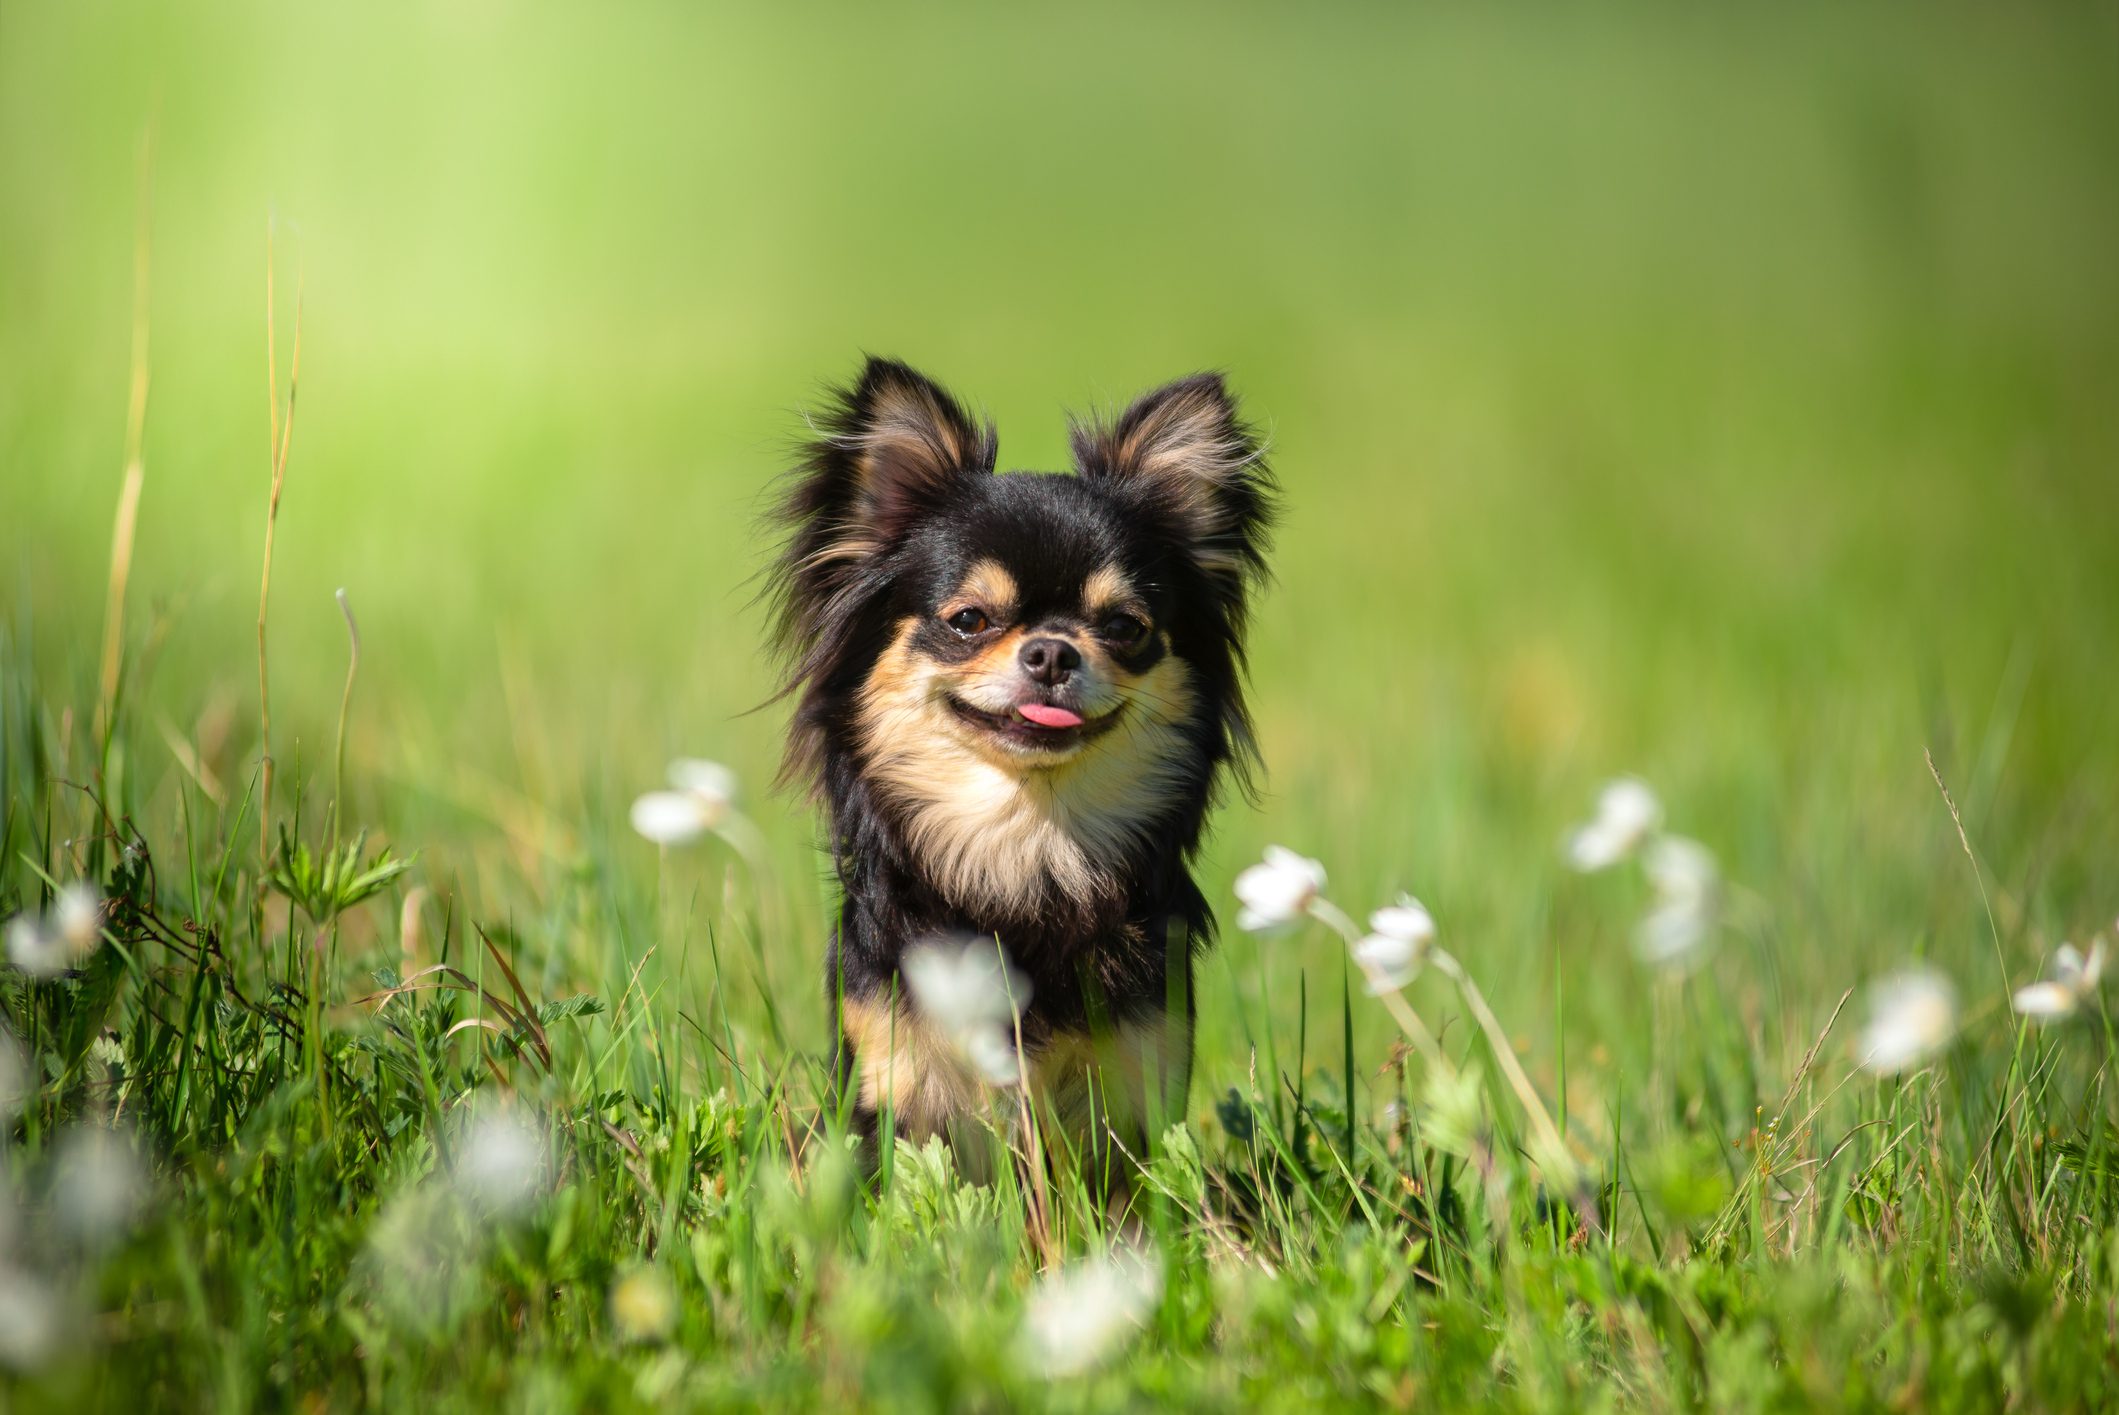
[1071,373,1275,594]
[765,358,995,790]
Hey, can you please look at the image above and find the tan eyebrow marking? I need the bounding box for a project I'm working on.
[1082,565,1138,616]
[955,558,1019,613]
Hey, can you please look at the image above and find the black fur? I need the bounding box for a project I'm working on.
[765,357,1276,1124]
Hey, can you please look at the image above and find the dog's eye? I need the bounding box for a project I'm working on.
[1102,612,1150,649]
[944,607,990,637]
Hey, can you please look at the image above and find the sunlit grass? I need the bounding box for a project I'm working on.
[4,1,2119,1408]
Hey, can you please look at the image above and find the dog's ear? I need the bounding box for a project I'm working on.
[765,358,993,789]
[1071,373,1275,594]
[785,357,995,567]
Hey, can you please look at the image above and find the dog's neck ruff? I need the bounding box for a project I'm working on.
[854,666,1198,922]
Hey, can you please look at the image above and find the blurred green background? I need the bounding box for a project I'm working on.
[5,2,2117,1087]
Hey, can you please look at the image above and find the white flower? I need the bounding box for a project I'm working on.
[629,790,714,846]
[631,758,744,847]
[1635,835,1720,969]
[2013,940,2107,1022]
[4,914,53,975]
[51,884,102,954]
[1233,846,1326,932]
[1564,778,1662,872]
[5,882,107,978]
[902,938,1028,1035]
[0,1264,61,1372]
[1351,895,1434,994]
[1018,1246,1164,1378]
[902,938,1030,1086]
[667,759,738,818]
[52,1126,147,1242]
[960,1021,1025,1087]
[454,1106,544,1214]
[1857,969,1959,1074]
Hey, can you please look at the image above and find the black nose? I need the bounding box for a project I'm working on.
[1018,636,1082,685]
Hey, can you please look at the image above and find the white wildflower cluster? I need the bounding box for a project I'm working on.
[1353,897,1436,996]
[901,937,1031,1087]
[1857,969,1960,1074]
[51,1127,149,1245]
[0,1263,60,1374]
[0,1110,153,1373]
[452,1102,547,1215]
[1227,846,1583,1192]
[1235,848,1434,996]
[1018,1244,1165,1378]
[362,1096,551,1334]
[1232,766,2088,1106]
[1232,846,1325,933]
[1565,778,1662,872]
[629,758,744,848]
[5,882,105,978]
[2012,932,2110,1024]
[1846,913,2113,1075]
[1564,778,1720,972]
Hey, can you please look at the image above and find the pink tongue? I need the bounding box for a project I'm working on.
[1017,703,1085,729]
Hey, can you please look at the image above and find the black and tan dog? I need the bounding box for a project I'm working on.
[766,357,1275,1172]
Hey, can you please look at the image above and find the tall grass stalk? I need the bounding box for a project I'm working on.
[93,129,154,759]
[256,218,302,869]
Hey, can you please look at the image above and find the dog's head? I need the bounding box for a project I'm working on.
[767,358,1274,904]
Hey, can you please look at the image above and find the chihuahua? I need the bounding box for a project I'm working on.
[766,357,1275,1173]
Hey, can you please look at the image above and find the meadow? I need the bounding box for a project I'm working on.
[4,2,2119,1408]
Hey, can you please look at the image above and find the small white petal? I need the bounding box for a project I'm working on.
[455,1108,545,1214]
[1367,896,1435,945]
[902,938,1028,1037]
[1635,896,1714,970]
[1597,777,1662,837]
[667,759,739,821]
[1644,836,1718,902]
[1233,847,1326,931]
[1635,838,1718,969]
[6,915,66,979]
[1565,777,1662,872]
[1564,824,1627,872]
[1262,845,1326,890]
[629,791,712,846]
[2054,944,2086,989]
[2013,939,2110,1022]
[1019,1248,1164,1378]
[1351,932,1423,994]
[1858,969,1958,1073]
[52,1127,147,1241]
[51,884,103,955]
[2012,981,2078,1020]
[960,1021,1023,1087]
[0,1263,62,1372]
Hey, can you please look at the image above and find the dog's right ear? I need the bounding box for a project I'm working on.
[765,359,993,786]
[780,357,995,570]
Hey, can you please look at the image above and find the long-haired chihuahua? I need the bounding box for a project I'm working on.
[766,357,1275,1177]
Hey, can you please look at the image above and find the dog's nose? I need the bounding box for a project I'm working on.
[1018,636,1082,686]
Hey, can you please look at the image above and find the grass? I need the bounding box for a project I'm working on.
[4,1,2119,1408]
